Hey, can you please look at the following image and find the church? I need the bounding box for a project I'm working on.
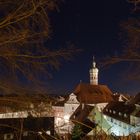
[73,57,113,104]
[52,57,114,135]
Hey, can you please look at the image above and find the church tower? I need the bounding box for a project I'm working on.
[89,56,99,85]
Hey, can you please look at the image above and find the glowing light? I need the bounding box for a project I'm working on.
[64,114,70,123]
[56,117,63,126]
[103,115,107,119]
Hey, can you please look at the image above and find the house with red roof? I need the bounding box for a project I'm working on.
[53,57,114,136]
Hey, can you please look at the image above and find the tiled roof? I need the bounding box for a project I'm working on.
[73,83,113,104]
[103,101,136,124]
[135,111,140,117]
[70,104,94,122]
[53,95,69,106]
[53,100,65,106]
[70,104,96,137]
[112,94,130,102]
[129,92,140,105]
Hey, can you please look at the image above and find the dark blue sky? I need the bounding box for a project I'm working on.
[47,0,140,95]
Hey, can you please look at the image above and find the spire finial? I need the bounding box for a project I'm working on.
[93,56,96,68]
[93,56,95,61]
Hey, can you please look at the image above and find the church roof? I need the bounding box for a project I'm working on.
[73,83,113,104]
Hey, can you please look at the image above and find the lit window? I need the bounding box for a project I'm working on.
[70,98,74,101]
[119,112,122,116]
[123,123,126,129]
[110,110,112,113]
[23,131,28,136]
[124,113,127,118]
[119,121,121,126]
[113,110,116,114]
[4,134,14,140]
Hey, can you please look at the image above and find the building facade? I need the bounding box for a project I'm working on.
[103,100,140,136]
[53,57,113,136]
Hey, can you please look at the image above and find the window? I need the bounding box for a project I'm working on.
[114,119,117,124]
[109,110,112,113]
[4,134,14,140]
[106,109,108,112]
[123,123,127,129]
[72,107,74,110]
[119,121,122,127]
[119,112,122,116]
[131,118,135,125]
[23,131,28,136]
[70,98,74,101]
[111,118,113,123]
[124,113,127,118]
[113,110,116,114]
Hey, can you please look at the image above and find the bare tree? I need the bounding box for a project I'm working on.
[101,0,140,80]
[0,0,80,93]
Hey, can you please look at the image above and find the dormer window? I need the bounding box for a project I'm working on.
[113,110,116,114]
[119,112,122,116]
[124,113,127,118]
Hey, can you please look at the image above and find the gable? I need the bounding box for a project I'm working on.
[66,93,79,104]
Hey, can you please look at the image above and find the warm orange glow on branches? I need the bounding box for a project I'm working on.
[0,0,80,87]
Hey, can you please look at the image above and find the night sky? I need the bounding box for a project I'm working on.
[47,0,140,95]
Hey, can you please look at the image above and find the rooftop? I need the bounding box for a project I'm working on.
[103,101,136,124]
[73,83,113,104]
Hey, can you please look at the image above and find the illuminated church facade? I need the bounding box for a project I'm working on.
[52,57,113,134]
[53,57,140,137]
